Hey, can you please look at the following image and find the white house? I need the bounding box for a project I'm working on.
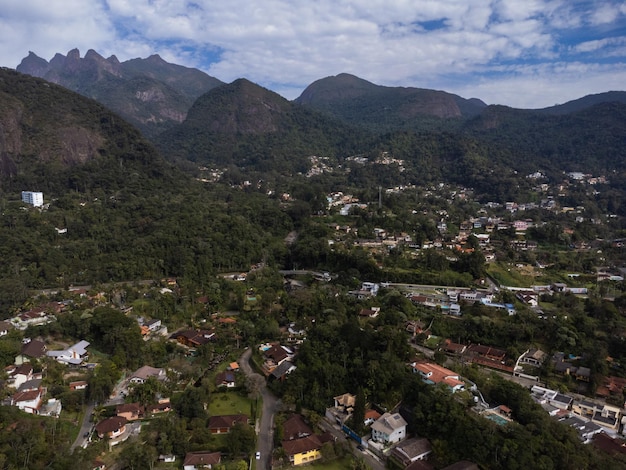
[11,388,44,414]
[129,365,166,384]
[371,412,407,444]
[46,340,90,365]
[6,363,33,389]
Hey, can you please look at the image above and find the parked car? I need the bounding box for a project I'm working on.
[256,452,261,460]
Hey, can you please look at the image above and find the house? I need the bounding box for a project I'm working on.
[116,403,144,421]
[371,412,407,444]
[326,392,356,425]
[215,371,236,388]
[283,414,313,440]
[11,308,55,330]
[69,380,88,391]
[364,409,381,426]
[11,387,44,414]
[465,344,506,362]
[145,319,162,332]
[519,348,547,367]
[228,362,239,371]
[559,415,603,442]
[262,344,294,374]
[282,435,324,466]
[575,367,591,382]
[411,362,465,393]
[129,365,166,384]
[172,329,216,347]
[15,339,46,365]
[18,378,43,393]
[442,340,466,355]
[183,451,221,470]
[359,307,381,318]
[46,340,90,365]
[95,416,128,439]
[148,399,172,415]
[391,437,432,465]
[6,363,33,389]
[208,414,249,434]
[270,361,297,381]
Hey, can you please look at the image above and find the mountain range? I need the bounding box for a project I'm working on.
[9,49,626,180]
[17,49,223,137]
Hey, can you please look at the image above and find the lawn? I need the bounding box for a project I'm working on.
[308,456,354,470]
[209,392,254,418]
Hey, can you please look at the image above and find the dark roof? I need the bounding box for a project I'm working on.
[95,416,127,434]
[215,371,235,385]
[172,329,215,346]
[12,363,33,376]
[11,388,42,403]
[271,360,295,379]
[116,403,144,415]
[405,461,434,470]
[392,437,432,464]
[208,414,249,430]
[282,435,322,456]
[283,414,313,441]
[0,321,12,331]
[466,344,506,359]
[593,412,617,426]
[18,378,42,392]
[265,344,288,363]
[183,451,221,466]
[20,340,46,358]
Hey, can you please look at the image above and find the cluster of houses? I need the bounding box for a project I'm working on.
[325,392,479,470]
[2,337,91,416]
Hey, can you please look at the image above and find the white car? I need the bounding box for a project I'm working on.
[255,452,261,460]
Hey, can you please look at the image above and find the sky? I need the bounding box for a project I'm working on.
[1,0,625,108]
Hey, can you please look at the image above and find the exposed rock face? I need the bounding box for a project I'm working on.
[16,49,223,138]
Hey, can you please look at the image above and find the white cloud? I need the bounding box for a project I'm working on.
[0,0,624,108]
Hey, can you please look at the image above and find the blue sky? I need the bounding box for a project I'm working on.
[1,0,625,108]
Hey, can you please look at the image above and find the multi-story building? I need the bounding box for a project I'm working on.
[21,191,43,207]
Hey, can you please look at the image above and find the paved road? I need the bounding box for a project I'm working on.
[70,402,95,452]
[239,348,279,470]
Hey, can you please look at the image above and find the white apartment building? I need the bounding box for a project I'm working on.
[21,191,44,207]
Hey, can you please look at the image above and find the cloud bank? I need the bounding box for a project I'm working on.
[1,0,625,108]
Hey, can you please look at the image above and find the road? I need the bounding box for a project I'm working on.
[239,348,279,470]
[70,402,95,452]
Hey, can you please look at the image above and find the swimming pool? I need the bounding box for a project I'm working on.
[484,413,509,426]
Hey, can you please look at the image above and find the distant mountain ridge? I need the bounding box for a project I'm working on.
[17,49,223,137]
[295,73,487,131]
[157,78,370,169]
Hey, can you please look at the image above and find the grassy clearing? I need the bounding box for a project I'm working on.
[209,391,254,417]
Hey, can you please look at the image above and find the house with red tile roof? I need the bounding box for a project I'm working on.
[411,362,465,393]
